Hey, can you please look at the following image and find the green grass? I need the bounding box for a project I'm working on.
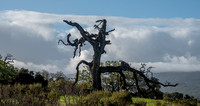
[132,97,199,106]
[132,97,170,106]
[59,95,84,105]
[60,95,198,106]
[60,95,167,106]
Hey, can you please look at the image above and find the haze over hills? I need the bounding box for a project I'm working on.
[154,71,200,98]
[66,71,200,98]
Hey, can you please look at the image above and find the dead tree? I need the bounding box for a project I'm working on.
[59,19,177,92]
[0,53,15,65]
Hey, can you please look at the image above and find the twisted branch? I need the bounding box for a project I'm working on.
[63,20,95,44]
[60,19,115,58]
[100,66,127,90]
[73,60,92,86]
[99,61,177,94]
[127,64,178,91]
[58,33,86,58]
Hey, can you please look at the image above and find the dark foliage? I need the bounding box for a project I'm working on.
[14,68,34,84]
[14,68,48,87]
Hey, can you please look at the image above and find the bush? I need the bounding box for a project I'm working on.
[83,90,112,105]
[47,88,59,104]
[0,84,48,105]
[180,99,197,106]
[163,92,198,106]
[109,91,132,105]
[83,90,132,105]
[133,101,147,106]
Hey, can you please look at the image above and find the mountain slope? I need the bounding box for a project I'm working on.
[154,71,200,98]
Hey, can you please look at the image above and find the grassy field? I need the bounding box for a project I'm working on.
[60,95,198,106]
[132,97,171,106]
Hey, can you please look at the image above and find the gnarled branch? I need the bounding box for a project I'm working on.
[100,66,127,90]
[58,33,86,58]
[60,19,115,58]
[127,63,178,90]
[63,20,95,44]
[73,60,92,86]
[99,61,177,94]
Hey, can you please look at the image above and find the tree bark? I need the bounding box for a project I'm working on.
[91,44,102,90]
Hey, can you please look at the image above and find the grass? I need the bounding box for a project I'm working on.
[132,97,199,106]
[60,95,199,106]
[60,95,167,106]
[132,97,169,106]
[59,95,84,105]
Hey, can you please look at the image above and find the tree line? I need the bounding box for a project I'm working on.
[0,53,165,99]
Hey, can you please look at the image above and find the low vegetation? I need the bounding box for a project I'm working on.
[0,54,199,105]
[59,91,199,106]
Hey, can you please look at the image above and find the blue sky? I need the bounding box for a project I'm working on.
[0,1,200,74]
[1,0,200,18]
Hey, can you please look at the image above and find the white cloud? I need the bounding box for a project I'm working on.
[1,10,200,74]
[65,50,91,74]
[130,61,200,73]
[14,60,59,73]
[0,11,58,41]
[163,54,200,64]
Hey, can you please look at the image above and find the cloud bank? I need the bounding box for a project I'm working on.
[0,10,200,74]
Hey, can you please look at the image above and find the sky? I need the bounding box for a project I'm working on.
[0,0,200,74]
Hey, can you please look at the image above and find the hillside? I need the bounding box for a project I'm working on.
[154,71,200,98]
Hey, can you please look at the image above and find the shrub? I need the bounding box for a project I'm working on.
[83,90,112,105]
[180,99,197,106]
[133,101,147,106]
[47,88,59,104]
[0,84,49,105]
[109,91,132,105]
[83,90,132,105]
[155,101,162,106]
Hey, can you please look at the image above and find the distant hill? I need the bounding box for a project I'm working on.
[154,71,200,98]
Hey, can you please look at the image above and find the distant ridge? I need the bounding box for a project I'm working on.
[154,71,200,98]
[66,71,200,98]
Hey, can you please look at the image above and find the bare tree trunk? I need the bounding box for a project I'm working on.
[91,67,102,90]
[91,45,102,90]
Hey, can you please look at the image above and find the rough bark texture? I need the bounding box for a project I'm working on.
[59,19,177,92]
